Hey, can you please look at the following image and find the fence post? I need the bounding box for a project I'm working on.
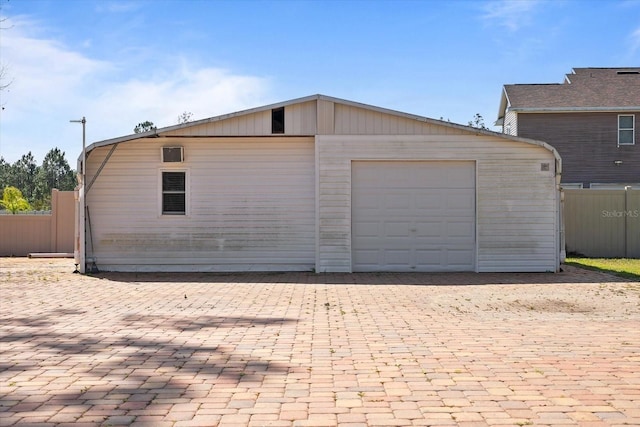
[625,186,630,258]
[50,189,59,253]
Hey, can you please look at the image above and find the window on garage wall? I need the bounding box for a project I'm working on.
[161,171,187,215]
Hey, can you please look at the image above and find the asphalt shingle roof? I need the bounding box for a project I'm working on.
[504,68,640,110]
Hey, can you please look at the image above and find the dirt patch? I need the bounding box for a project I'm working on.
[510,298,594,313]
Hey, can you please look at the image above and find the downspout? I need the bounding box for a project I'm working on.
[80,119,87,274]
[77,175,86,274]
[73,183,81,271]
[71,117,87,274]
[556,156,565,268]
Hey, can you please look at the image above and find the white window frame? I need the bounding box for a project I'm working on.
[159,169,189,216]
[618,114,635,146]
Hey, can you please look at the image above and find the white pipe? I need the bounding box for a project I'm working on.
[71,117,87,274]
[29,253,74,258]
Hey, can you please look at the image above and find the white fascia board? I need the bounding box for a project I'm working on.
[508,106,640,113]
[495,88,510,125]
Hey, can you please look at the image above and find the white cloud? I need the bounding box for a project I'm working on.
[91,66,270,136]
[481,0,540,31]
[0,16,271,164]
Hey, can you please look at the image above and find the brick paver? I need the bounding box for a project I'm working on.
[1,258,639,426]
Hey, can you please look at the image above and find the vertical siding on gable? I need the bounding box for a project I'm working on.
[163,102,318,136]
[285,100,317,134]
[317,99,335,134]
[163,112,273,136]
[85,137,316,271]
[333,105,467,135]
[316,134,558,272]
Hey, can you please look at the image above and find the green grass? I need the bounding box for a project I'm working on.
[565,258,640,281]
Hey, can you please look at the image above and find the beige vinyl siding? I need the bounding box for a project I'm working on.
[163,112,272,136]
[317,99,335,134]
[316,134,557,273]
[163,101,318,136]
[333,104,467,135]
[285,101,317,134]
[158,99,467,137]
[476,159,557,272]
[86,137,315,271]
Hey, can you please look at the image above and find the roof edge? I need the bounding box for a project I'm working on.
[508,106,640,113]
[81,94,561,169]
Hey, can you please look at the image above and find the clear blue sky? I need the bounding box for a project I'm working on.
[1,0,639,165]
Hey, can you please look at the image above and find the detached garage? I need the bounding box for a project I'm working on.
[76,95,562,273]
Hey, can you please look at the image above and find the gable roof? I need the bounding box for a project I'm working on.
[82,94,560,169]
[85,94,481,152]
[497,68,640,123]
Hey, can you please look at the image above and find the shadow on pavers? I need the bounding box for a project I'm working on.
[91,264,635,285]
[0,308,292,424]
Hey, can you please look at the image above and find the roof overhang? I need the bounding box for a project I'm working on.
[495,87,510,126]
[507,106,640,113]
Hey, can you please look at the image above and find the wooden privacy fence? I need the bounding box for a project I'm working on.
[0,190,75,256]
[564,188,640,258]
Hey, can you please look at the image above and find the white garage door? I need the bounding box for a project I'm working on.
[352,161,475,272]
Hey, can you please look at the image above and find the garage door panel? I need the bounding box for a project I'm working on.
[415,221,444,237]
[354,192,381,209]
[385,222,411,237]
[353,248,377,263]
[446,249,474,266]
[446,221,475,239]
[415,193,445,209]
[353,221,380,237]
[445,167,475,186]
[415,249,443,268]
[384,193,411,209]
[352,161,475,272]
[446,191,475,209]
[386,250,411,265]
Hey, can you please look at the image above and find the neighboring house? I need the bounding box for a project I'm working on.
[76,94,562,273]
[496,67,640,189]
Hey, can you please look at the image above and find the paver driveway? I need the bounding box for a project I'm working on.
[1,258,639,427]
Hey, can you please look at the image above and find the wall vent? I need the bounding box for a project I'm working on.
[162,146,184,163]
[272,107,285,134]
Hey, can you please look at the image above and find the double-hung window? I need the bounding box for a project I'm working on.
[618,115,635,145]
[162,171,186,215]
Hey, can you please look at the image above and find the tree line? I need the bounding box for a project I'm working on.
[0,148,76,211]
